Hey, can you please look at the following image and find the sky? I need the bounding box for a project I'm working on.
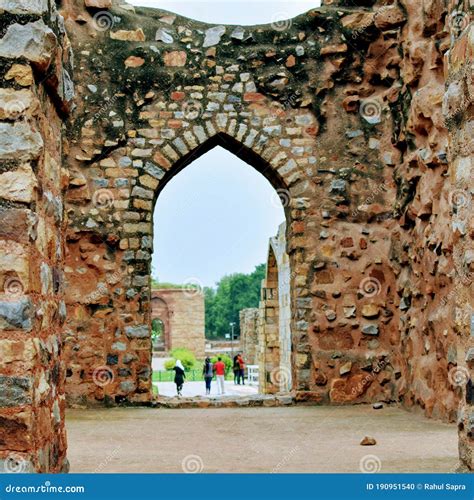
[151,148,285,287]
[126,0,320,288]
[127,0,319,25]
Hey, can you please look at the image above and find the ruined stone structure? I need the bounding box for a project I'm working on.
[0,0,472,472]
[239,308,259,365]
[258,223,292,393]
[0,0,73,473]
[443,0,474,470]
[150,288,205,358]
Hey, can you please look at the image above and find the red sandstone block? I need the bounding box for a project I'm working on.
[170,91,185,101]
[244,92,265,102]
[168,119,183,129]
[0,208,31,243]
[341,237,354,247]
[292,221,305,233]
[0,410,32,451]
[153,151,171,169]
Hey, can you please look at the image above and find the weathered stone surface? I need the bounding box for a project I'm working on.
[0,122,43,161]
[0,376,32,406]
[360,436,377,446]
[0,164,37,203]
[163,51,187,66]
[0,298,34,331]
[0,20,57,72]
[84,0,112,8]
[0,0,48,15]
[203,26,226,47]
[110,29,145,41]
[4,65,34,87]
[151,288,206,358]
[125,325,148,338]
[0,89,36,120]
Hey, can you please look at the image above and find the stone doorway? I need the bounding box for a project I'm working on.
[65,131,301,406]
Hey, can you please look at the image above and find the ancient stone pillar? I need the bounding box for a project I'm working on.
[0,0,74,472]
[442,0,473,471]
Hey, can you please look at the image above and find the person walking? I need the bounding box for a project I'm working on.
[237,354,245,385]
[233,355,240,385]
[214,357,226,395]
[202,357,214,395]
[172,359,186,397]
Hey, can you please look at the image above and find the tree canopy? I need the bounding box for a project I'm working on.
[204,264,265,339]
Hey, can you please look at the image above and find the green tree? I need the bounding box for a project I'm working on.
[205,264,265,339]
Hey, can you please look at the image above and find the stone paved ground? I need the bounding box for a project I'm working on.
[66,405,457,473]
[155,380,258,397]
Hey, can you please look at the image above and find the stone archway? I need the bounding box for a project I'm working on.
[61,0,465,414]
[65,123,303,405]
[150,295,170,351]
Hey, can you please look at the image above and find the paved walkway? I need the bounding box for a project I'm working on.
[155,380,258,397]
[66,405,458,473]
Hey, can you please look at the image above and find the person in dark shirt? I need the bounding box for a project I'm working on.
[233,355,240,384]
[172,359,186,397]
[202,357,214,395]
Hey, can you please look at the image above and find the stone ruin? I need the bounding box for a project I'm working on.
[0,0,472,472]
[150,287,205,358]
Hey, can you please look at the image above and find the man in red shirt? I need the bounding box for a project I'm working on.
[237,354,245,385]
[214,357,226,395]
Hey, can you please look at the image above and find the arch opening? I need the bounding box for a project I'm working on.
[150,143,293,399]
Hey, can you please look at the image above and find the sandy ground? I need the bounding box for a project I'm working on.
[66,405,458,473]
[155,380,258,397]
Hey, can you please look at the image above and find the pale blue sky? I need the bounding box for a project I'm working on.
[128,0,319,25]
[151,148,285,287]
[127,0,320,287]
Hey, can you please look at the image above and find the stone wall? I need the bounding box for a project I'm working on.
[386,0,460,423]
[56,0,465,417]
[239,308,259,365]
[442,0,473,470]
[257,223,292,393]
[151,288,205,358]
[59,0,410,407]
[0,0,73,472]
